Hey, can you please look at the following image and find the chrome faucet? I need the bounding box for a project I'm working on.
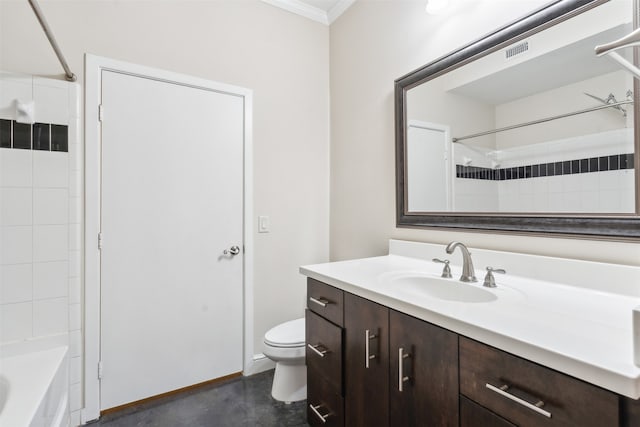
[445,241,477,282]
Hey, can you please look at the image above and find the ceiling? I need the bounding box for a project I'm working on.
[261,0,356,25]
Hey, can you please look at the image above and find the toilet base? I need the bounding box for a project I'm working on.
[271,363,307,403]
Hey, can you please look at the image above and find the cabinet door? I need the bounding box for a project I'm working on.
[389,310,459,427]
[460,396,517,427]
[308,374,344,427]
[306,310,343,393]
[344,293,389,427]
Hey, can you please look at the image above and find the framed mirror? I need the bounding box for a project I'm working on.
[395,0,640,239]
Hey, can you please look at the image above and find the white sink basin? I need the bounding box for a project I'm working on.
[384,274,497,303]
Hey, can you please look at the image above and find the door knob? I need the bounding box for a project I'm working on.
[224,245,241,256]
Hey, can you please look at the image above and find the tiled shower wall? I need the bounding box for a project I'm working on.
[0,72,83,424]
[454,128,635,212]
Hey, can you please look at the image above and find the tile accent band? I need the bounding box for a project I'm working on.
[456,153,635,180]
[0,119,68,152]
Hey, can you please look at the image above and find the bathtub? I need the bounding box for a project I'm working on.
[0,345,69,427]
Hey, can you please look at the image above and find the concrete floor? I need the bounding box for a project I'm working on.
[91,370,308,427]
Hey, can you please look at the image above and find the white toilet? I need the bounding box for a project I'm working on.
[262,317,307,403]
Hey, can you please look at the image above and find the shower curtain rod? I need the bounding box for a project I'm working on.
[452,99,633,143]
[28,0,76,82]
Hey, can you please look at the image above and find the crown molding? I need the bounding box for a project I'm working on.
[262,0,355,25]
[327,0,355,24]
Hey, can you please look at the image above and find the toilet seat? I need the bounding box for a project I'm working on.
[264,318,305,348]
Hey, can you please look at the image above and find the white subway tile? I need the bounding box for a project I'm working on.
[69,170,81,197]
[599,190,621,213]
[548,193,564,211]
[68,277,81,304]
[0,76,32,119]
[621,191,636,213]
[33,151,68,188]
[33,297,68,336]
[69,303,81,331]
[0,226,32,265]
[33,225,68,262]
[70,329,81,357]
[33,261,68,300]
[69,197,81,224]
[598,171,621,192]
[547,176,563,193]
[33,188,69,225]
[69,142,83,172]
[562,174,580,193]
[69,224,81,251]
[68,84,81,119]
[0,302,32,342]
[561,192,581,213]
[580,191,600,212]
[621,169,635,190]
[0,149,32,187]
[533,192,549,212]
[69,250,81,278]
[0,263,32,303]
[69,356,82,384]
[0,188,32,226]
[33,82,68,125]
[69,411,81,427]
[69,382,82,412]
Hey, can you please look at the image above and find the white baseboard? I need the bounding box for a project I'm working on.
[244,353,275,376]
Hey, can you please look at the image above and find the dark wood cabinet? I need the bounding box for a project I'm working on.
[389,310,459,427]
[307,277,343,326]
[460,337,619,427]
[306,280,345,427]
[344,293,389,427]
[306,278,639,427]
[461,396,517,427]
[306,310,342,393]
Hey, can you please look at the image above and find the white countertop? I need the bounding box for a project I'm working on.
[300,240,640,399]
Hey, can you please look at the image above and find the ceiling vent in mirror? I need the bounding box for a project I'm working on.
[505,41,529,60]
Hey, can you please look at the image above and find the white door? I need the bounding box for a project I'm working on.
[407,121,452,211]
[99,70,244,410]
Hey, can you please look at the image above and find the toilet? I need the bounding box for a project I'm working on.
[262,317,307,403]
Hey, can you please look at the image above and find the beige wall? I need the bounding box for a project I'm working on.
[0,0,330,355]
[330,0,640,265]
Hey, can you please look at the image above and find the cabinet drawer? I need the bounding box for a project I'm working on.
[459,337,619,427]
[306,309,343,392]
[307,278,344,326]
[460,396,516,427]
[308,371,344,427]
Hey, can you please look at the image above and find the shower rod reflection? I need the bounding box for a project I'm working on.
[452,99,633,143]
[28,0,76,82]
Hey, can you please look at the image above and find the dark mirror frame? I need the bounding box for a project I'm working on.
[395,0,640,240]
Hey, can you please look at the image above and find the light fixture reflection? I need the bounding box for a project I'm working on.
[425,0,450,14]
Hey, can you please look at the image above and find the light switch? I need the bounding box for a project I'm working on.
[258,215,270,233]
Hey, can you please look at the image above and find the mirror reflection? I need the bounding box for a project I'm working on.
[406,0,636,214]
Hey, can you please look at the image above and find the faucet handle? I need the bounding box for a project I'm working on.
[432,258,452,278]
[483,266,506,288]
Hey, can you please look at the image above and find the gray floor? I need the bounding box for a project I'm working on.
[91,370,308,427]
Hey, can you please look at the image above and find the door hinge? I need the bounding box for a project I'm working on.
[98,232,103,250]
[98,104,104,122]
[98,361,104,379]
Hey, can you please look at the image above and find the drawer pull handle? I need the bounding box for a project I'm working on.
[365,329,378,368]
[309,296,330,307]
[309,403,331,423]
[398,347,411,391]
[307,343,328,357]
[486,383,552,418]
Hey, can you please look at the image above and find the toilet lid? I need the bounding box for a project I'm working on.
[264,318,305,348]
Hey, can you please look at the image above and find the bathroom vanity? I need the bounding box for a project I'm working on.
[301,240,640,427]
